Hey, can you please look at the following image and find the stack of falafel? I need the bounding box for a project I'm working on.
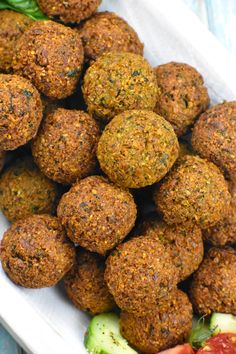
[0,1,236,353]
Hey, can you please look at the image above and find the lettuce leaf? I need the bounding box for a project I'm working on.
[0,0,48,20]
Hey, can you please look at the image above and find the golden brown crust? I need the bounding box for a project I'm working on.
[120,289,193,354]
[38,0,101,24]
[57,176,137,255]
[154,62,209,136]
[0,74,42,151]
[0,157,58,223]
[189,247,236,315]
[192,101,236,181]
[0,10,32,72]
[78,12,143,62]
[203,205,236,246]
[82,52,158,122]
[140,217,204,282]
[154,155,231,229]
[0,214,76,288]
[32,108,100,184]
[64,249,115,315]
[97,110,179,188]
[105,235,178,316]
[13,21,84,99]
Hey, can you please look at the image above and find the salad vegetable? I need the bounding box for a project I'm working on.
[0,0,47,20]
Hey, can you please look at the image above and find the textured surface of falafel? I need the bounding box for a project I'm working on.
[97,110,179,188]
[57,176,137,255]
[141,216,204,282]
[38,0,101,24]
[154,62,209,136]
[83,52,158,122]
[0,10,32,72]
[64,249,115,315]
[32,108,100,184]
[0,157,58,223]
[105,235,178,315]
[78,12,143,62]
[155,155,231,229]
[192,101,236,181]
[0,151,5,173]
[0,74,42,151]
[203,205,236,246]
[13,21,84,99]
[0,214,76,288]
[189,247,236,315]
[120,289,193,354]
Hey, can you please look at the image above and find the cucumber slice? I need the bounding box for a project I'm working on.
[84,313,137,354]
[210,313,236,335]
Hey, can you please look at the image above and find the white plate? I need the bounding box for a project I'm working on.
[1,1,236,353]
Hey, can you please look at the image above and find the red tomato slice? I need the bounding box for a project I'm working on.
[158,343,195,354]
[197,333,236,354]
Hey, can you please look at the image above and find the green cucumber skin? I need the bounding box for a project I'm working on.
[84,313,137,354]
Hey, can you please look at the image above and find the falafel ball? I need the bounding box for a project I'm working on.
[154,62,209,136]
[105,235,178,315]
[0,10,32,72]
[38,0,101,24]
[203,206,236,246]
[154,155,231,229]
[97,110,179,188]
[78,12,144,62]
[192,101,236,181]
[32,108,100,184]
[0,214,76,288]
[57,176,137,255]
[64,249,115,315]
[120,289,193,354]
[13,20,84,99]
[82,52,158,122]
[141,216,204,282]
[0,151,5,172]
[0,74,42,151]
[0,157,58,223]
[189,247,236,315]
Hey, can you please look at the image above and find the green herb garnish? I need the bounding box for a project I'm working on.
[188,317,214,349]
[0,0,48,20]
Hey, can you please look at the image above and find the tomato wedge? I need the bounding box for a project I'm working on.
[197,333,236,354]
[158,343,195,353]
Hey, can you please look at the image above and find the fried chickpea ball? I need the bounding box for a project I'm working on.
[141,216,204,282]
[57,176,137,255]
[0,10,32,72]
[78,12,144,62]
[97,110,179,188]
[0,151,5,173]
[105,236,178,316]
[0,74,42,151]
[64,249,115,315]
[13,21,84,99]
[120,289,193,354]
[38,0,101,24]
[32,108,100,185]
[154,62,209,136]
[203,206,236,246]
[192,101,236,181]
[154,155,231,229]
[0,157,58,223]
[0,214,76,288]
[82,52,158,122]
[189,247,236,315]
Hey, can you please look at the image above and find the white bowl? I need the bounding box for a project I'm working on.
[1,1,236,353]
